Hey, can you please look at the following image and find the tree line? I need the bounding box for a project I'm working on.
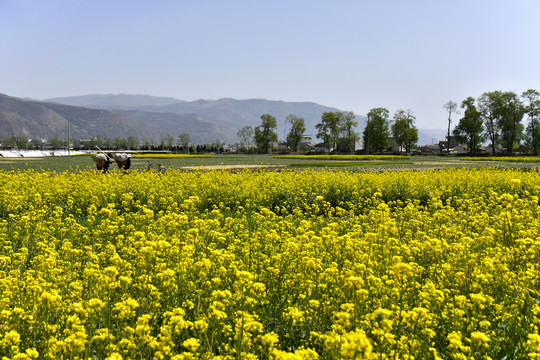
[237,114,311,153]
[0,133,229,154]
[5,89,539,155]
[447,89,540,155]
[245,88,540,155]
[238,108,419,155]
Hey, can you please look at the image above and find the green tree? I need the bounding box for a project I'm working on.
[141,137,154,150]
[81,138,95,150]
[478,91,502,155]
[177,133,191,148]
[50,136,62,150]
[254,114,278,153]
[103,137,113,149]
[13,136,29,150]
[315,112,341,151]
[114,136,128,149]
[127,136,140,150]
[31,138,44,150]
[363,108,390,154]
[496,91,524,154]
[522,89,540,155]
[160,133,175,150]
[285,114,306,152]
[1,137,13,149]
[452,97,484,154]
[391,109,418,155]
[443,101,459,154]
[237,125,254,151]
[87,135,103,150]
[339,111,358,153]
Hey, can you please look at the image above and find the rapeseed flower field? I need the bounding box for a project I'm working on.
[0,168,539,359]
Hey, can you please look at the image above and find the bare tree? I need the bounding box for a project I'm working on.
[444,101,459,154]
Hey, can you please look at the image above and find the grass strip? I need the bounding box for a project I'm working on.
[461,156,540,163]
[274,154,410,160]
[290,161,414,167]
[132,154,213,159]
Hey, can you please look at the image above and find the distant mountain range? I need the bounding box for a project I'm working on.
[0,94,160,141]
[43,94,348,143]
[1,93,444,145]
[45,94,185,109]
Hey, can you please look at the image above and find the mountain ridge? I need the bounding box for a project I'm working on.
[45,94,185,108]
[0,94,161,141]
[1,93,444,145]
[42,94,352,142]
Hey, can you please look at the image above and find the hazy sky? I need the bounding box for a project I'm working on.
[2,0,540,129]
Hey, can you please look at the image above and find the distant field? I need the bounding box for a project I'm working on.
[461,156,540,163]
[273,154,410,160]
[290,161,414,167]
[1,154,540,172]
[0,154,291,172]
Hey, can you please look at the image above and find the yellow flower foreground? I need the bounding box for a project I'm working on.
[0,168,539,359]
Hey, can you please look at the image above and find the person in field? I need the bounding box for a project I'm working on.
[92,153,113,172]
[114,153,132,170]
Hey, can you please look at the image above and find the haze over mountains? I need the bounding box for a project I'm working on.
[0,94,160,141]
[1,93,444,145]
[44,94,349,144]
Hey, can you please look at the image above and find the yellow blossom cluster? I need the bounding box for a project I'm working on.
[0,168,539,359]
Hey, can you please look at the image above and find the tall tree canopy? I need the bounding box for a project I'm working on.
[363,108,390,154]
[127,135,140,150]
[237,125,254,151]
[478,91,502,155]
[453,97,484,154]
[285,114,306,152]
[496,91,524,154]
[177,133,190,148]
[315,111,359,153]
[339,111,358,153]
[522,89,540,155]
[315,112,341,151]
[160,133,175,150]
[391,109,418,155]
[254,114,278,153]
